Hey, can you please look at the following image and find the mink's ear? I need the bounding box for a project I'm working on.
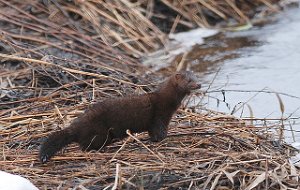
[175,73,183,80]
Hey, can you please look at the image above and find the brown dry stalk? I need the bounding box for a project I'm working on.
[0,0,298,189]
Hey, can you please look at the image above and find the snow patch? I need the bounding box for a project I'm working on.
[143,28,218,70]
[0,171,39,190]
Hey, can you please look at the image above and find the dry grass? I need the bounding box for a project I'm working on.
[0,0,299,189]
[0,0,282,57]
[1,102,299,189]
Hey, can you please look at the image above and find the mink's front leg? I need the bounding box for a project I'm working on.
[148,119,168,142]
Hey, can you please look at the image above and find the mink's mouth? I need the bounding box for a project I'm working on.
[190,83,201,90]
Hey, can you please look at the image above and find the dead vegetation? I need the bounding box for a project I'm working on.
[0,0,299,189]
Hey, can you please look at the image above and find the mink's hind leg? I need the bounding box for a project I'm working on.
[148,120,168,142]
[79,133,112,151]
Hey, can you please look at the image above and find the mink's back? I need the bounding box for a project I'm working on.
[77,94,155,138]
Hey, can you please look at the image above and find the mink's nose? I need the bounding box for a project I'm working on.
[194,83,201,89]
[191,83,201,90]
[197,83,201,89]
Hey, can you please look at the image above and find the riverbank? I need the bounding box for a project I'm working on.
[0,0,299,189]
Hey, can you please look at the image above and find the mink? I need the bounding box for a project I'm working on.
[39,71,201,163]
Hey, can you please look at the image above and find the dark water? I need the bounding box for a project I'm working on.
[192,8,300,143]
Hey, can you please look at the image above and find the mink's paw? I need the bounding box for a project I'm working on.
[149,125,168,142]
[150,134,166,142]
[39,154,49,163]
[150,137,162,142]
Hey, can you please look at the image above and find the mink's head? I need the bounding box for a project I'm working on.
[172,71,201,94]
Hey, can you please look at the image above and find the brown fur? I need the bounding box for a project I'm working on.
[39,71,201,163]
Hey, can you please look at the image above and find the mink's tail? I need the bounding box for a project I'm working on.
[39,127,77,163]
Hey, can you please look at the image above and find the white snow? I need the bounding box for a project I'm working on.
[291,142,300,149]
[168,28,218,55]
[0,171,39,190]
[289,142,300,167]
[143,28,218,70]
